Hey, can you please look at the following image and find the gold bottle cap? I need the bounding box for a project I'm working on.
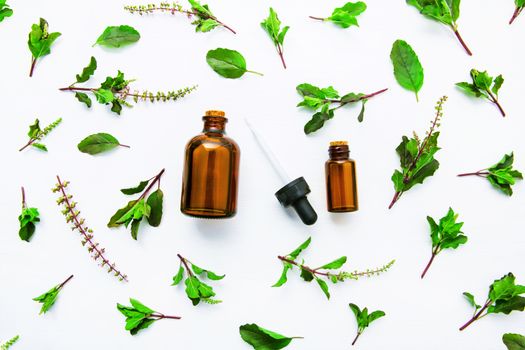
[205,110,226,117]
[330,141,348,146]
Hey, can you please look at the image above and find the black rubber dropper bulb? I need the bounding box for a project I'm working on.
[245,119,318,225]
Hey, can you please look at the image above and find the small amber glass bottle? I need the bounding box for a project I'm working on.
[325,141,358,213]
[180,110,240,218]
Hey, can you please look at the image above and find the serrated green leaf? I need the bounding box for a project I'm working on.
[94,25,140,48]
[76,56,97,83]
[503,333,525,350]
[77,133,123,155]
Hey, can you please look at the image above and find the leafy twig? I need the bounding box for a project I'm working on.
[117,298,181,335]
[456,69,506,117]
[309,2,367,29]
[108,169,165,240]
[421,208,467,279]
[457,152,522,196]
[19,118,62,152]
[27,18,61,77]
[296,83,388,134]
[60,57,196,115]
[124,1,236,34]
[33,275,73,314]
[261,8,289,69]
[389,96,447,209]
[53,177,128,281]
[274,237,395,299]
[0,0,13,24]
[348,303,385,346]
[460,273,525,331]
[172,254,225,305]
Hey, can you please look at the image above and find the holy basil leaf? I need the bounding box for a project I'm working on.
[76,56,97,83]
[0,0,13,23]
[316,277,330,299]
[94,25,140,48]
[272,264,290,287]
[172,266,185,285]
[239,323,299,350]
[146,189,163,227]
[108,200,137,227]
[390,39,424,101]
[77,133,124,155]
[503,333,525,350]
[117,298,179,335]
[18,207,40,242]
[27,18,61,76]
[288,237,311,259]
[319,256,347,270]
[456,69,506,116]
[121,180,150,195]
[206,48,261,78]
[325,2,367,28]
[261,7,289,68]
[33,286,59,315]
[75,92,92,107]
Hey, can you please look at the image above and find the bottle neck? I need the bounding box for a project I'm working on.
[202,116,227,134]
[328,145,350,161]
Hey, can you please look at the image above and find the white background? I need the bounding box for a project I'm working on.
[1,0,524,349]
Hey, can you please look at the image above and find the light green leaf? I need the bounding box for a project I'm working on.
[503,333,525,350]
[316,277,330,299]
[390,39,424,101]
[272,264,290,287]
[319,256,347,270]
[172,265,185,285]
[206,48,261,79]
[288,237,312,259]
[239,323,299,350]
[94,25,140,48]
[326,2,367,28]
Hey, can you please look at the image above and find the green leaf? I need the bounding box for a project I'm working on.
[261,7,282,45]
[300,268,314,282]
[206,48,250,79]
[196,18,219,32]
[76,56,97,83]
[27,119,41,138]
[405,158,439,190]
[390,39,424,101]
[503,333,525,350]
[94,89,115,104]
[456,82,484,98]
[316,277,330,299]
[471,69,493,90]
[32,143,47,152]
[75,92,92,107]
[304,110,333,134]
[492,75,504,96]
[349,303,361,318]
[489,296,525,314]
[391,170,405,192]
[272,264,290,287]
[94,25,140,48]
[77,133,123,155]
[185,276,201,305]
[19,207,40,242]
[0,0,13,23]
[239,323,298,350]
[28,18,61,59]
[327,2,367,28]
[108,200,137,227]
[130,298,154,314]
[357,100,366,122]
[172,265,185,285]
[33,286,59,315]
[146,189,163,227]
[489,273,525,302]
[368,310,386,323]
[463,292,481,309]
[319,256,347,270]
[130,219,141,240]
[111,100,123,115]
[440,235,468,249]
[121,180,150,195]
[287,237,312,259]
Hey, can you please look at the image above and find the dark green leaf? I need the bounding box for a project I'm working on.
[121,180,149,195]
[503,333,525,350]
[75,92,92,107]
[146,189,163,227]
[390,39,424,101]
[130,219,141,240]
[488,296,525,315]
[456,82,483,98]
[76,56,97,83]
[368,310,386,323]
[77,133,122,155]
[239,323,298,350]
[94,25,140,48]
[300,268,314,282]
[108,200,137,227]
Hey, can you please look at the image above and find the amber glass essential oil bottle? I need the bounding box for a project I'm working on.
[180,110,240,218]
[325,141,358,213]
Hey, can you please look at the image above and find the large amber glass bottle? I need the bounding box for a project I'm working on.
[325,141,358,213]
[180,110,240,218]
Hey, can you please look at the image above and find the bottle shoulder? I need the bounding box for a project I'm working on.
[186,133,240,152]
